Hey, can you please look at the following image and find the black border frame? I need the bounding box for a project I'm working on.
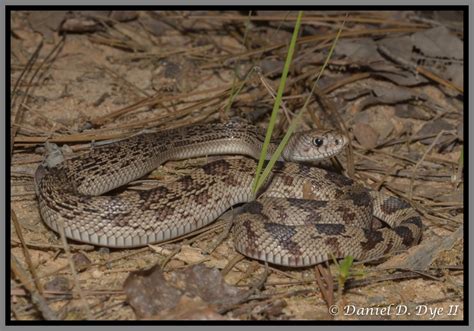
[5,4,469,326]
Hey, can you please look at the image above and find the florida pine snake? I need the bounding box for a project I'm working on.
[35,119,422,267]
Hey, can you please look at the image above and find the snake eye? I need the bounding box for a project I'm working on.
[335,139,340,145]
[313,137,324,147]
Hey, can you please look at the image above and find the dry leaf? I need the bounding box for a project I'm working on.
[352,123,379,149]
[124,264,249,319]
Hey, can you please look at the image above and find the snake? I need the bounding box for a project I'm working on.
[34,118,423,267]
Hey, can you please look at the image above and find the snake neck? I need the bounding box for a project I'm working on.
[51,120,282,196]
[149,119,282,161]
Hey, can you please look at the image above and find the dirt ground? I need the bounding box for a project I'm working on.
[9,10,464,321]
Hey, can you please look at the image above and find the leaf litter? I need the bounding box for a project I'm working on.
[10,10,464,320]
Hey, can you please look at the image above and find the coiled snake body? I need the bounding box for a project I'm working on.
[35,119,422,267]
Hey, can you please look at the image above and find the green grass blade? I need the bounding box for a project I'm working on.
[254,14,347,193]
[254,109,304,190]
[252,11,304,193]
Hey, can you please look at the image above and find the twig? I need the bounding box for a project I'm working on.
[11,239,95,252]
[221,254,246,277]
[57,220,93,319]
[11,36,65,158]
[92,85,230,126]
[377,44,463,94]
[11,209,43,294]
[95,64,151,98]
[314,263,335,310]
[374,164,400,191]
[11,40,43,109]
[164,13,426,26]
[256,67,295,122]
[11,40,43,158]
[218,262,269,314]
[378,132,457,148]
[219,27,426,63]
[409,130,456,199]
[203,218,233,255]
[11,255,58,320]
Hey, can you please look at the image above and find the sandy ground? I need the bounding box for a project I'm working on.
[10,11,464,321]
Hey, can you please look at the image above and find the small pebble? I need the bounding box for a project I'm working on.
[98,247,110,254]
[91,269,104,279]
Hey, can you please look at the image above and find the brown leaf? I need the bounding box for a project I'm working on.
[71,252,91,271]
[110,11,139,22]
[411,26,463,88]
[377,27,463,89]
[44,276,70,292]
[416,118,455,145]
[394,104,431,120]
[60,16,102,33]
[28,11,68,40]
[123,265,182,318]
[352,122,379,149]
[352,108,394,141]
[124,264,249,319]
[169,264,249,307]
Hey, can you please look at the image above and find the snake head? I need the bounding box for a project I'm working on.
[282,129,348,162]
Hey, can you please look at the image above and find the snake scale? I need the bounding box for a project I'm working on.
[35,118,423,267]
